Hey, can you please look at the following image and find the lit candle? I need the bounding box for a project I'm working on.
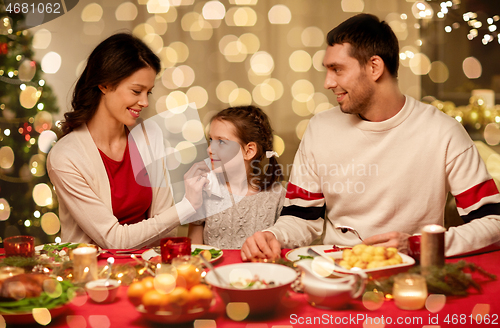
[4,235,34,257]
[393,274,428,310]
[421,224,445,271]
[160,237,191,264]
[73,247,98,284]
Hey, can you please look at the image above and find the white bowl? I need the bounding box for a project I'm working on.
[205,263,297,316]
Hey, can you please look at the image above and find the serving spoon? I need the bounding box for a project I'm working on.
[199,253,230,287]
[334,224,364,242]
[307,247,362,276]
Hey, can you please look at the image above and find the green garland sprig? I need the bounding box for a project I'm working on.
[0,256,39,268]
[366,260,497,296]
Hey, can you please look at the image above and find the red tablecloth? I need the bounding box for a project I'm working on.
[2,248,499,327]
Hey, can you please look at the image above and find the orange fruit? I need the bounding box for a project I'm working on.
[127,282,148,306]
[141,276,155,290]
[168,286,190,307]
[175,264,201,290]
[142,290,168,313]
[188,284,213,308]
[127,277,156,306]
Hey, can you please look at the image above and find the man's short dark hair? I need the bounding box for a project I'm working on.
[326,13,400,78]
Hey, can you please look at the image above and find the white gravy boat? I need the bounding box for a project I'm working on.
[297,258,367,309]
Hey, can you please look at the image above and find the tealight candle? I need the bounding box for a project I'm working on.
[421,224,445,271]
[393,274,428,310]
[73,247,98,284]
[4,235,35,257]
[160,237,191,264]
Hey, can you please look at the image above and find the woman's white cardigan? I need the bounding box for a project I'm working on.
[47,122,192,249]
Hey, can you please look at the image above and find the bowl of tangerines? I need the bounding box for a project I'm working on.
[127,256,214,324]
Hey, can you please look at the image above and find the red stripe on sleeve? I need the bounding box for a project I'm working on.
[286,182,324,201]
[455,179,499,209]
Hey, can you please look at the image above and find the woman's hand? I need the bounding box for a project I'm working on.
[184,161,210,210]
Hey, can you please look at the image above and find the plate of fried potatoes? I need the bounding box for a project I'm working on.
[287,244,415,276]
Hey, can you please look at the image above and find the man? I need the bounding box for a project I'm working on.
[241,13,500,261]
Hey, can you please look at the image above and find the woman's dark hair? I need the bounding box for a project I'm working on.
[60,33,161,136]
[211,105,283,191]
[326,13,400,78]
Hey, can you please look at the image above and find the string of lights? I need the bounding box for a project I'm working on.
[414,1,500,45]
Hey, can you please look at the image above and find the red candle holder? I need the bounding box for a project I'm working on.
[4,235,35,258]
[160,237,191,264]
[408,234,421,263]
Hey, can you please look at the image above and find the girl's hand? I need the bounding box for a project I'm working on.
[183,161,210,210]
[241,231,281,261]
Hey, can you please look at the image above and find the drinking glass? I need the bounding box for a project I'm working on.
[160,237,191,263]
[408,234,421,263]
[4,235,35,257]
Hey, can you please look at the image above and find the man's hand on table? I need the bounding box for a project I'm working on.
[241,231,281,261]
[363,231,411,253]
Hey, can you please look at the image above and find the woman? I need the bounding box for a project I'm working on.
[47,33,208,249]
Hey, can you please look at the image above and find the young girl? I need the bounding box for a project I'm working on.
[188,106,286,249]
[47,33,207,249]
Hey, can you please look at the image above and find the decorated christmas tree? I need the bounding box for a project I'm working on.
[0,4,60,243]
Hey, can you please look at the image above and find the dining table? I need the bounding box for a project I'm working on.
[1,247,499,328]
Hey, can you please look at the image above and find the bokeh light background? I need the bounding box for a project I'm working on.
[30,0,421,176]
